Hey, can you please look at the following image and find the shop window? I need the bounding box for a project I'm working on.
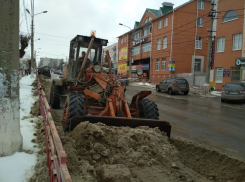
[142,42,151,53]
[157,39,161,50]
[217,37,225,52]
[231,67,240,81]
[233,33,242,50]
[164,17,168,27]
[163,36,167,49]
[223,11,238,23]
[197,17,203,27]
[158,20,162,29]
[198,0,204,10]
[156,59,160,71]
[194,59,201,72]
[162,58,166,71]
[215,67,223,83]
[195,37,202,49]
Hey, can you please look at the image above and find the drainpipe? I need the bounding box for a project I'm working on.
[149,21,153,82]
[193,0,199,85]
[170,9,175,61]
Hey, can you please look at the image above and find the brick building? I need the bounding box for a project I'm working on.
[118,0,211,84]
[212,0,245,90]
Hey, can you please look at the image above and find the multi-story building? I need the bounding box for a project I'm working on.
[118,0,211,85]
[102,43,118,69]
[39,57,64,68]
[212,0,245,90]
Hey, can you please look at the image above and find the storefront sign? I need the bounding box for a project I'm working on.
[142,64,149,70]
[168,60,176,72]
[133,36,147,45]
[119,47,127,61]
[127,65,136,71]
[223,69,230,77]
[215,68,223,83]
[136,65,142,69]
[210,37,215,69]
[235,57,245,66]
[118,64,127,74]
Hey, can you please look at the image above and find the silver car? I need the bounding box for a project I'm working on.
[221,82,245,102]
[156,77,189,95]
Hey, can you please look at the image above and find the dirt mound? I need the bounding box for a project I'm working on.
[38,75,52,102]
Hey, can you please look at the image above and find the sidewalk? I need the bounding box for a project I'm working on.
[0,75,40,182]
[129,82,221,97]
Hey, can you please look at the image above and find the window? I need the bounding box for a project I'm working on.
[163,36,167,49]
[217,37,225,52]
[195,37,202,49]
[157,38,161,50]
[215,67,223,83]
[156,59,160,70]
[231,67,240,81]
[143,26,152,36]
[233,33,242,50]
[132,46,140,55]
[158,20,162,29]
[194,59,201,72]
[124,36,126,43]
[162,58,166,71]
[198,0,204,10]
[142,42,151,53]
[149,17,152,21]
[164,17,168,27]
[121,37,123,44]
[223,10,238,23]
[197,17,203,27]
[144,18,148,24]
[133,32,140,40]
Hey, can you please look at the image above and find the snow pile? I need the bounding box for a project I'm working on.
[0,75,40,182]
[129,82,156,89]
[211,91,221,96]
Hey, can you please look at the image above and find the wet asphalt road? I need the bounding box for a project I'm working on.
[125,85,245,160]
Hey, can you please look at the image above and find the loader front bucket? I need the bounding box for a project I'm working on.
[69,115,171,137]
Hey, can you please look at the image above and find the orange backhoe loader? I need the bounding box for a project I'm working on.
[50,32,171,137]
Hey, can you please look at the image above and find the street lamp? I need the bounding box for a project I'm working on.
[119,23,132,76]
[26,8,47,78]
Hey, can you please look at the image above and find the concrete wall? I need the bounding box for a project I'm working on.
[0,0,23,156]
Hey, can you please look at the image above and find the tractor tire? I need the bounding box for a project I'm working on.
[138,99,159,120]
[62,92,84,132]
[50,84,62,109]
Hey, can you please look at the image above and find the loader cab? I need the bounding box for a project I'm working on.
[67,35,108,81]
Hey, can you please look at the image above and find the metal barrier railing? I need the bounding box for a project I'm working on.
[36,75,72,182]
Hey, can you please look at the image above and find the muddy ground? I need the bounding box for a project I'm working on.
[38,75,245,182]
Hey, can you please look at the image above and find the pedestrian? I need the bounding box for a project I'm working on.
[20,68,23,76]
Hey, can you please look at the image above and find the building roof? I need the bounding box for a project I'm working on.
[147,8,159,17]
[134,21,140,29]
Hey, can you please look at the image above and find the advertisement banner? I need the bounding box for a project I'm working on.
[119,47,128,61]
[133,36,147,45]
[223,69,230,77]
[136,65,142,69]
[118,64,127,74]
[142,64,149,70]
[168,60,176,72]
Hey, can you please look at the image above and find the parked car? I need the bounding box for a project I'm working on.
[221,82,245,102]
[156,77,189,95]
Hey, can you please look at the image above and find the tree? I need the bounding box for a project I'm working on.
[0,0,23,156]
[19,34,31,58]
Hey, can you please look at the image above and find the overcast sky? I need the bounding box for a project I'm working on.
[19,0,185,64]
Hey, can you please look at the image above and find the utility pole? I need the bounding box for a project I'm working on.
[204,1,216,93]
[0,0,23,156]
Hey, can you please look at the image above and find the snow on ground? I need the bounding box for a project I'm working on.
[211,91,221,96]
[0,75,39,182]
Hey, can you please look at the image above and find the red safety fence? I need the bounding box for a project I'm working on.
[36,75,72,182]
